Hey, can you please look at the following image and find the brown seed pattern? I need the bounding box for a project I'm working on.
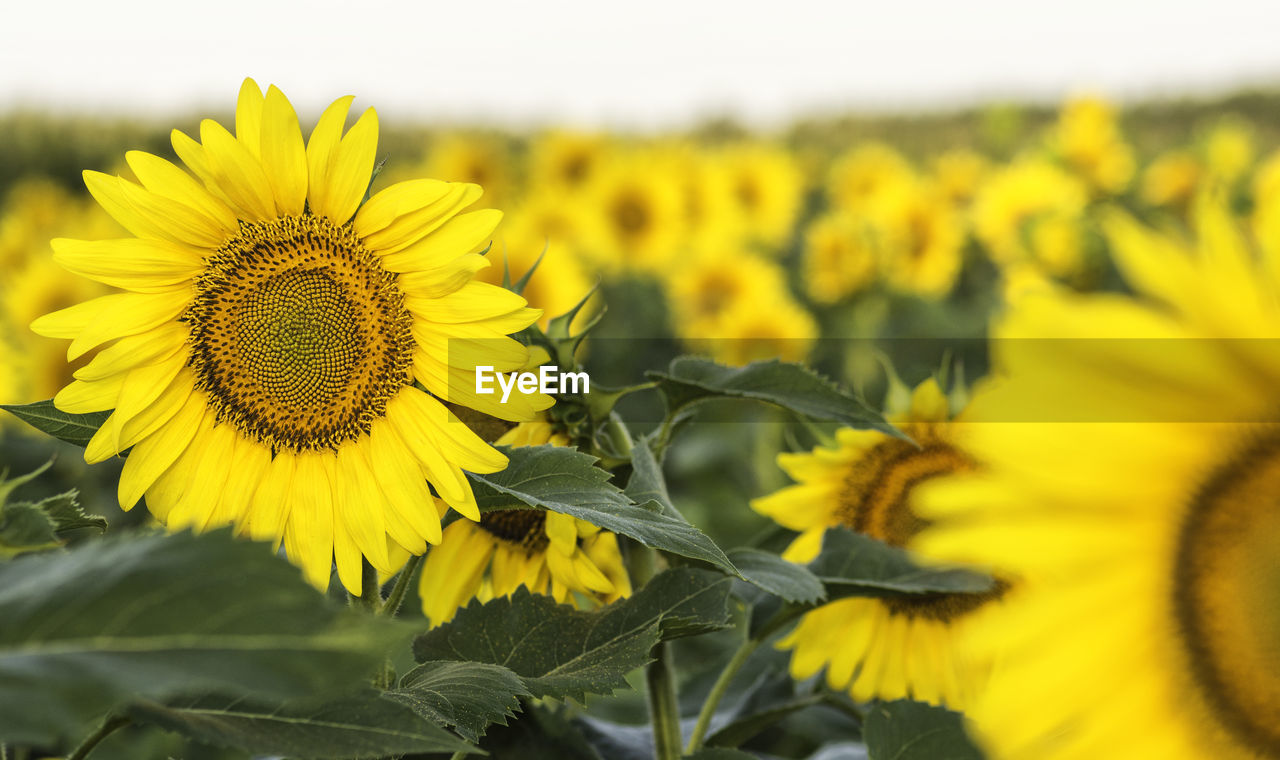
[184,214,415,453]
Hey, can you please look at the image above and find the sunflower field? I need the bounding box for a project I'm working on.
[2,81,1279,760]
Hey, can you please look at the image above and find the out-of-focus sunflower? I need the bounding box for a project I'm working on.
[34,79,550,593]
[418,417,631,626]
[914,201,1280,759]
[971,158,1089,279]
[802,211,877,305]
[0,179,118,404]
[754,380,1005,708]
[1141,149,1202,210]
[691,291,817,367]
[716,142,804,250]
[827,143,914,211]
[931,149,989,205]
[420,132,515,209]
[870,179,965,299]
[528,130,604,195]
[582,151,686,273]
[665,250,789,334]
[1203,117,1255,187]
[1048,96,1135,196]
[488,194,596,327]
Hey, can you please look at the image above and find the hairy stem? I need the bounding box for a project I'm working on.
[65,714,129,760]
[379,552,424,617]
[685,637,761,753]
[646,642,682,760]
[359,558,381,613]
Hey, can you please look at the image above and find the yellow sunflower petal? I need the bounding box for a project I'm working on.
[235,78,265,159]
[53,237,203,293]
[124,150,239,233]
[260,84,308,216]
[353,178,451,238]
[199,118,275,221]
[363,183,482,257]
[305,95,355,219]
[377,209,501,271]
[315,106,378,225]
[64,289,191,361]
[54,376,125,414]
[117,389,205,510]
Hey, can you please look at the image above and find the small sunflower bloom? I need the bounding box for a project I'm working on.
[419,420,632,626]
[753,380,1005,708]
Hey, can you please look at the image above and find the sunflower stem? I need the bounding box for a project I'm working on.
[380,553,424,618]
[685,636,760,753]
[65,714,129,760]
[686,603,809,753]
[646,641,682,760]
[359,558,381,613]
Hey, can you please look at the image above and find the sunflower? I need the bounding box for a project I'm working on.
[752,380,1005,708]
[715,142,804,251]
[31,79,551,593]
[528,130,604,195]
[1048,96,1135,196]
[582,150,686,273]
[802,210,877,304]
[912,201,1280,758]
[1141,149,1201,211]
[971,158,1089,280]
[487,193,596,328]
[869,178,965,299]
[418,417,632,626]
[827,143,914,212]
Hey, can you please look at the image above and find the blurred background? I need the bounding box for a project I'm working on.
[5,0,1280,590]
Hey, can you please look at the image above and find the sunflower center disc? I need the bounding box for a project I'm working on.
[479,509,550,553]
[185,214,414,453]
[1178,434,1280,755]
[838,425,1003,621]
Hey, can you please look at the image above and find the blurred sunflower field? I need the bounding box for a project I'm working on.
[3,83,1280,760]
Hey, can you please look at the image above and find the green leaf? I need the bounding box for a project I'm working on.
[0,501,60,556]
[128,689,473,758]
[623,434,682,519]
[0,530,412,746]
[687,750,758,759]
[728,547,825,604]
[387,660,530,741]
[810,528,995,599]
[414,568,732,702]
[863,699,984,760]
[646,357,897,435]
[36,490,108,536]
[0,400,109,447]
[468,444,736,574]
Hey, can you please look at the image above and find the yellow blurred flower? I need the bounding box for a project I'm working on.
[0,179,117,405]
[1141,149,1201,209]
[753,380,1004,708]
[1048,96,1135,195]
[931,149,990,204]
[972,158,1089,279]
[489,193,597,326]
[870,179,966,299]
[528,130,605,195]
[689,293,817,367]
[421,132,515,208]
[716,142,804,250]
[582,150,686,273]
[1203,117,1255,185]
[827,143,914,211]
[802,211,877,304]
[418,419,631,626]
[914,201,1280,759]
[666,250,790,333]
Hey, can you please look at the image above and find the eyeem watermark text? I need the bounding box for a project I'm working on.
[475,366,590,403]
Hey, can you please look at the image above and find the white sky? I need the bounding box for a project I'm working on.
[3,0,1280,130]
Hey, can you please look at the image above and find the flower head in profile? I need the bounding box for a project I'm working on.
[914,200,1280,759]
[34,79,551,593]
[752,380,1006,708]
